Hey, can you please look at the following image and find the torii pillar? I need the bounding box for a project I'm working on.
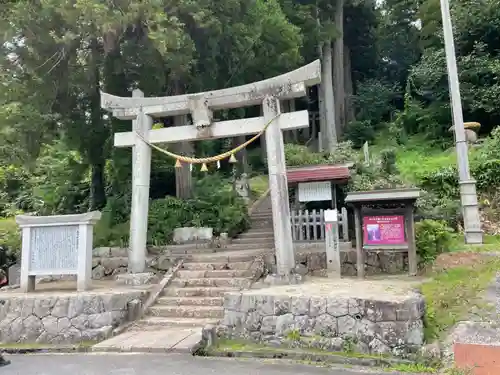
[100,60,322,280]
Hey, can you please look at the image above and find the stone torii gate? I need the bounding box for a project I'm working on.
[100,60,321,279]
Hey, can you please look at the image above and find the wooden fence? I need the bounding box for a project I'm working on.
[290,207,349,241]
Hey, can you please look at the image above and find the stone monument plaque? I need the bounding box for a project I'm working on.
[16,211,101,292]
[30,226,79,272]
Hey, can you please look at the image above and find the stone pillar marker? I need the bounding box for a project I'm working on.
[324,209,341,277]
[15,211,101,292]
[100,60,321,280]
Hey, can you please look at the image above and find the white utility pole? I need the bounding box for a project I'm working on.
[439,0,483,244]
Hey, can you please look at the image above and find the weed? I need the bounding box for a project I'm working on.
[285,329,301,342]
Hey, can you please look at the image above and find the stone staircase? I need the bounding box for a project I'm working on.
[135,252,261,329]
[132,197,275,329]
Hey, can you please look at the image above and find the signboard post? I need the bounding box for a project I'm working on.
[363,215,406,246]
[324,209,341,278]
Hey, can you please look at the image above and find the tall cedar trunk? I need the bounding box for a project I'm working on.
[103,44,130,195]
[289,100,298,142]
[260,105,267,163]
[89,38,107,210]
[282,100,291,143]
[333,0,345,136]
[323,40,338,152]
[232,135,249,174]
[344,44,355,124]
[317,6,327,152]
[174,115,193,199]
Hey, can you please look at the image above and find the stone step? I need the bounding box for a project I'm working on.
[176,269,252,279]
[156,296,223,307]
[137,316,218,328]
[163,287,236,297]
[186,250,270,263]
[250,221,273,229]
[167,242,272,252]
[180,261,252,271]
[230,237,274,245]
[171,277,252,289]
[148,305,224,319]
[250,214,273,221]
[236,230,274,239]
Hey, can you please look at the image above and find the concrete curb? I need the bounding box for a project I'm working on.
[1,345,92,354]
[91,346,196,355]
[206,348,414,368]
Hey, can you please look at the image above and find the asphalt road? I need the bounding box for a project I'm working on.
[1,353,407,375]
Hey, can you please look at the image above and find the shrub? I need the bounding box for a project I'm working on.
[415,219,454,266]
[345,120,375,148]
[284,144,327,167]
[95,174,250,246]
[380,148,398,175]
[285,142,358,167]
[0,217,21,270]
[419,166,459,199]
[416,191,462,229]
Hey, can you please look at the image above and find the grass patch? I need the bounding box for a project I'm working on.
[249,175,269,199]
[214,338,384,359]
[449,234,500,253]
[420,256,500,341]
[389,362,438,373]
[212,338,437,373]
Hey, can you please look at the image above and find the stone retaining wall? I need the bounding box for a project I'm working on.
[91,247,173,280]
[0,290,148,344]
[91,245,408,280]
[265,245,408,276]
[219,292,425,356]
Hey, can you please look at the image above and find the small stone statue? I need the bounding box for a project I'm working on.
[448,122,481,144]
[234,173,250,204]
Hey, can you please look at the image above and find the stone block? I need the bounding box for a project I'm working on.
[100,257,128,273]
[314,314,337,336]
[224,293,242,311]
[115,272,158,286]
[309,297,326,317]
[275,313,295,335]
[92,265,106,280]
[326,297,349,317]
[245,311,262,331]
[93,247,111,257]
[126,299,142,321]
[148,254,173,272]
[110,247,128,257]
[256,295,275,316]
[8,263,20,286]
[173,227,213,244]
[337,315,357,336]
[291,296,310,315]
[261,316,277,334]
[273,296,292,315]
[294,315,315,336]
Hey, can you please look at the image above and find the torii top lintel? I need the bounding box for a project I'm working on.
[100,60,321,120]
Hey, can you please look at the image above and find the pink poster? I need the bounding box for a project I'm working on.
[363,215,406,245]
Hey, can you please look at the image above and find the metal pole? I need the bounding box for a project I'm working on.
[439,0,483,244]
